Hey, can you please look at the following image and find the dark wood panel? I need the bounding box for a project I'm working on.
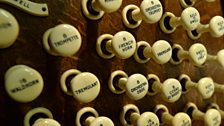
[0,0,224,126]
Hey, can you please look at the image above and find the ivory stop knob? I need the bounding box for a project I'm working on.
[60,69,100,103]
[0,9,19,48]
[134,40,172,64]
[120,104,159,126]
[43,24,82,56]
[96,31,136,59]
[122,0,163,28]
[170,43,207,67]
[154,104,192,126]
[5,65,44,103]
[184,102,221,126]
[82,0,122,20]
[188,16,224,39]
[76,107,114,126]
[108,70,148,100]
[24,107,60,126]
[179,74,214,99]
[206,49,224,68]
[147,74,182,103]
[160,7,200,34]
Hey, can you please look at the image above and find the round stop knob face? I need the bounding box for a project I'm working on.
[204,109,221,126]
[125,74,149,100]
[0,9,19,48]
[172,113,191,126]
[5,65,44,103]
[181,7,200,30]
[189,43,207,66]
[112,31,136,59]
[89,117,114,126]
[210,16,224,37]
[70,72,100,103]
[140,0,163,23]
[197,77,214,99]
[217,49,224,68]
[49,24,82,56]
[33,119,61,126]
[161,78,182,103]
[97,0,122,13]
[137,112,160,126]
[151,40,172,64]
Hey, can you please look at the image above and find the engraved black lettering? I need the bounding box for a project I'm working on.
[10,79,39,93]
[212,116,220,125]
[118,40,134,52]
[145,4,161,16]
[157,47,171,57]
[196,50,205,60]
[131,81,147,94]
[54,35,79,47]
[74,81,98,95]
[181,120,191,126]
[0,22,12,30]
[105,0,114,2]
[168,86,180,99]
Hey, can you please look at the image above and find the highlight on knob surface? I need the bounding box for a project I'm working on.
[82,0,122,20]
[122,0,163,28]
[160,7,200,34]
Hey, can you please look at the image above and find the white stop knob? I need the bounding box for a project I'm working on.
[60,69,100,103]
[147,74,182,103]
[5,65,44,103]
[43,24,82,56]
[76,107,114,126]
[134,40,172,64]
[160,7,200,34]
[108,70,148,100]
[96,31,136,59]
[82,0,122,20]
[122,0,163,28]
[0,9,19,48]
[24,107,60,126]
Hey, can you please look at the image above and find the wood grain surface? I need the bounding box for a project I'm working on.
[0,0,224,126]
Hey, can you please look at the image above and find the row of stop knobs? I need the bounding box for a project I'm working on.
[23,102,224,126]
[42,25,224,68]
[1,0,223,49]
[5,65,224,104]
[81,0,223,38]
